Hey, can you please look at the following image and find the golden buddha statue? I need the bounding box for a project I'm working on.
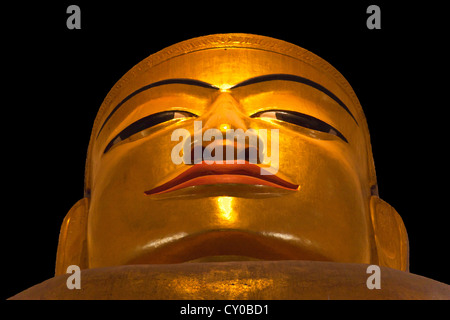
[10,33,449,300]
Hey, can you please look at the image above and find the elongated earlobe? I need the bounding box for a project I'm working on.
[370,196,409,271]
[55,198,89,276]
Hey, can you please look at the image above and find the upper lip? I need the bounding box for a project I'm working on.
[144,161,299,195]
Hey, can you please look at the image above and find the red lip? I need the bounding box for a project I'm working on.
[144,161,299,196]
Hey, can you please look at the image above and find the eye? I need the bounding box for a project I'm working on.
[104,110,197,153]
[251,110,348,143]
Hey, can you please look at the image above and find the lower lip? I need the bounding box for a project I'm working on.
[145,175,298,196]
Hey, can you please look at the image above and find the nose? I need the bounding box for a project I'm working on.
[185,93,263,164]
[202,93,248,132]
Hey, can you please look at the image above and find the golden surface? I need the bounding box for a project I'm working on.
[13,34,449,300]
[75,34,386,269]
[11,262,450,300]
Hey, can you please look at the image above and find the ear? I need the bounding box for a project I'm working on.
[369,196,409,271]
[55,198,89,276]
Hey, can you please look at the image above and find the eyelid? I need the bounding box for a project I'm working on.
[104,110,197,153]
[251,110,348,143]
[174,111,193,119]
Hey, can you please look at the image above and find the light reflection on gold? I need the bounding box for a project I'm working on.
[141,232,188,250]
[217,196,235,224]
[261,231,300,242]
[170,275,274,299]
[219,123,231,132]
[219,84,233,91]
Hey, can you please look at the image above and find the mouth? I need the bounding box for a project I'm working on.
[144,161,299,196]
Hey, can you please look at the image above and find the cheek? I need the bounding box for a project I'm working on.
[278,138,372,262]
[94,131,183,194]
[88,135,182,265]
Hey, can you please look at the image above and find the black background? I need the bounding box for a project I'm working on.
[4,1,449,300]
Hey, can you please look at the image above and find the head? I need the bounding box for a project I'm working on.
[55,34,408,275]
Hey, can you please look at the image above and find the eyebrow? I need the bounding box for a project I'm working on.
[96,78,218,138]
[97,74,357,139]
[231,74,358,125]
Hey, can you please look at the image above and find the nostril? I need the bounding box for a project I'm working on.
[203,145,262,164]
[236,146,260,164]
[191,145,205,164]
[185,132,265,164]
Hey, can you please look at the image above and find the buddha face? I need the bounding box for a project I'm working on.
[87,43,375,268]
